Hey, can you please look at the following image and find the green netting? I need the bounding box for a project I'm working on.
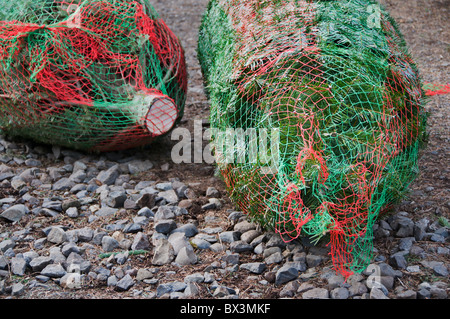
[0,0,187,152]
[198,0,428,277]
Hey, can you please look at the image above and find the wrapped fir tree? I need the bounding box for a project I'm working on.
[198,0,428,277]
[0,0,187,152]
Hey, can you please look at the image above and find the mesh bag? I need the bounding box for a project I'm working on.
[198,0,428,277]
[0,0,187,152]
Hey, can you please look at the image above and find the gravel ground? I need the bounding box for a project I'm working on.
[0,0,448,300]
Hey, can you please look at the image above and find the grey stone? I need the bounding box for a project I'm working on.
[250,234,266,247]
[156,182,172,191]
[330,287,350,299]
[367,262,403,278]
[394,216,414,238]
[61,199,82,211]
[379,276,395,290]
[240,262,267,274]
[275,264,298,286]
[136,268,153,281]
[234,220,256,233]
[105,191,127,208]
[184,273,204,284]
[430,234,445,243]
[155,219,177,234]
[42,200,63,212]
[420,260,449,277]
[123,223,142,234]
[396,289,417,299]
[69,170,86,183]
[11,257,27,276]
[102,236,119,252]
[0,256,9,270]
[184,282,199,297]
[131,232,150,251]
[66,207,78,218]
[306,254,323,268]
[302,288,329,299]
[127,160,153,174]
[97,165,119,185]
[65,253,91,273]
[263,246,281,258]
[279,280,300,298]
[11,282,25,296]
[115,274,135,291]
[152,239,175,265]
[219,231,241,243]
[154,205,177,220]
[389,252,408,269]
[107,275,118,287]
[61,242,80,257]
[158,190,178,204]
[49,248,66,264]
[222,253,240,265]
[1,204,28,223]
[115,252,128,265]
[266,235,287,249]
[206,187,220,198]
[52,178,76,191]
[406,265,421,273]
[77,228,94,242]
[430,263,448,277]
[430,287,447,299]
[41,264,66,278]
[171,223,198,237]
[33,238,46,250]
[40,208,59,218]
[136,193,157,209]
[209,243,225,252]
[10,176,26,190]
[201,202,216,210]
[157,281,186,297]
[60,272,83,289]
[241,230,261,243]
[190,238,211,250]
[137,207,154,218]
[95,207,118,217]
[349,282,368,297]
[297,282,315,294]
[168,232,190,255]
[398,237,415,251]
[47,227,67,244]
[414,218,429,241]
[370,287,390,299]
[3,248,14,258]
[213,286,231,298]
[29,256,53,272]
[327,274,346,289]
[417,288,431,299]
[230,241,253,253]
[175,246,197,265]
[0,239,15,252]
[265,252,283,265]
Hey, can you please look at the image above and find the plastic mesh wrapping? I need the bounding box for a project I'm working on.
[198,0,428,277]
[0,0,187,152]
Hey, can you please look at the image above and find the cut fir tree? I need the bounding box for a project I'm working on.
[198,0,427,278]
[0,0,187,152]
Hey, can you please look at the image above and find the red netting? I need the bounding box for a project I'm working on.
[0,0,187,152]
[198,0,428,277]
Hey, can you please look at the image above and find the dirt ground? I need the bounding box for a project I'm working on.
[1,0,449,299]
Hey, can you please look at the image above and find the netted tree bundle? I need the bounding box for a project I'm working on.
[0,0,187,152]
[198,0,428,277]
